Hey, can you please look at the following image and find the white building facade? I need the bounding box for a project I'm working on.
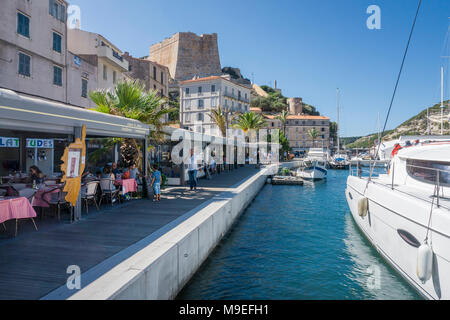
[68,28,128,91]
[0,0,68,103]
[179,75,251,135]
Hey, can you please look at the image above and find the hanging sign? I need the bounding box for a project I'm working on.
[0,137,19,148]
[26,139,54,149]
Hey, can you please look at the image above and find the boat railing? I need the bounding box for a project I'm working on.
[349,160,389,178]
[404,163,450,207]
[350,160,450,208]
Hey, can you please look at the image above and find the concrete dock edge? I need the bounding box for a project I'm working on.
[59,162,301,300]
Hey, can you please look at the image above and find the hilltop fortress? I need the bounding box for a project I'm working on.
[150,32,222,81]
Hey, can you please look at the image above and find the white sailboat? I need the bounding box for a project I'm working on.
[330,88,350,169]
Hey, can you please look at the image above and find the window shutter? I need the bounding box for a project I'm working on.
[60,5,66,22]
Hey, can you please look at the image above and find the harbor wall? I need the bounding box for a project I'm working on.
[67,162,301,300]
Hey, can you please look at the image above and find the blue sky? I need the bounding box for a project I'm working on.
[68,0,450,137]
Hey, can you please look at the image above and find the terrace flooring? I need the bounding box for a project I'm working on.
[0,165,261,300]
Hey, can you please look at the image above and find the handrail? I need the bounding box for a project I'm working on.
[350,160,449,208]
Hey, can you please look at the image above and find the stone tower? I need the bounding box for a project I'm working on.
[287,98,303,115]
[150,32,222,81]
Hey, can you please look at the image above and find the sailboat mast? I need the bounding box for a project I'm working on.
[337,88,340,153]
[442,65,444,136]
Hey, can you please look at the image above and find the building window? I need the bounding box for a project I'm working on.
[53,66,63,86]
[198,100,204,108]
[211,98,217,107]
[185,113,191,123]
[198,86,202,94]
[103,65,107,80]
[81,78,88,98]
[18,52,31,76]
[186,88,190,95]
[160,89,164,96]
[211,85,216,92]
[185,100,191,110]
[17,12,30,38]
[153,66,156,79]
[49,0,66,22]
[161,71,164,84]
[53,32,62,53]
[197,113,204,121]
[113,71,117,84]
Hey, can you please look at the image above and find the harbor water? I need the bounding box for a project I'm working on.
[177,169,421,300]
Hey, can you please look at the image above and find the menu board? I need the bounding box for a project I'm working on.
[67,149,81,178]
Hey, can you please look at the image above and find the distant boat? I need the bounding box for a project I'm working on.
[297,148,329,180]
[330,153,350,170]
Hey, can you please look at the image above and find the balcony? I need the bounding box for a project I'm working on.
[98,45,129,72]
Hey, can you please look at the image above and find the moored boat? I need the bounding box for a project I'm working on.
[346,141,450,299]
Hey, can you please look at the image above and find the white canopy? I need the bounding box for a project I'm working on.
[0,88,149,139]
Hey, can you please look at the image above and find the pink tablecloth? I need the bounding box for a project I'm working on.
[115,179,137,195]
[32,187,59,208]
[0,197,37,224]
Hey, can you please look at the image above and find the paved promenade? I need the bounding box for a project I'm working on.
[0,166,261,300]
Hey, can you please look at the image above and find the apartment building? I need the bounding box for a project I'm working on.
[0,0,69,102]
[68,28,128,91]
[179,75,251,135]
[123,53,169,97]
[265,115,330,151]
[66,52,98,108]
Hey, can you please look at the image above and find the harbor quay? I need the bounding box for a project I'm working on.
[0,162,300,300]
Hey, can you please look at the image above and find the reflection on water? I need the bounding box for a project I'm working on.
[177,170,420,300]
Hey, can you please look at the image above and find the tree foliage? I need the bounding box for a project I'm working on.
[232,112,266,133]
[90,79,172,170]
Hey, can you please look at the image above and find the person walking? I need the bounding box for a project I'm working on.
[188,149,199,191]
[151,164,162,202]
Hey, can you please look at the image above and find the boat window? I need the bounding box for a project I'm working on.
[406,159,450,186]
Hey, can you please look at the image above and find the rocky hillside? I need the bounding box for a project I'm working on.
[346,101,450,148]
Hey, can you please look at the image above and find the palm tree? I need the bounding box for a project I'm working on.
[209,106,228,138]
[232,112,266,133]
[308,128,320,148]
[276,110,289,135]
[90,79,171,171]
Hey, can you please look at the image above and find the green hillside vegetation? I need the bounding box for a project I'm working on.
[344,100,450,149]
[251,85,320,116]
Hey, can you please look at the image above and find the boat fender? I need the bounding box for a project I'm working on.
[417,243,433,284]
[358,198,369,217]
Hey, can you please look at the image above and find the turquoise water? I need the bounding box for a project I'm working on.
[177,170,421,300]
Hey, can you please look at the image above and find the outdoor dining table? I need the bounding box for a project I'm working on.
[0,197,38,236]
[115,179,137,195]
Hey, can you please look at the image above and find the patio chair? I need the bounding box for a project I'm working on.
[19,188,37,205]
[81,181,100,214]
[11,184,27,191]
[99,179,120,206]
[43,186,71,221]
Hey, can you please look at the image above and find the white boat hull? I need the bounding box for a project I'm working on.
[346,175,450,300]
[297,166,327,180]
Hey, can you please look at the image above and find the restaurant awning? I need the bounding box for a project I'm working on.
[0,88,149,139]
